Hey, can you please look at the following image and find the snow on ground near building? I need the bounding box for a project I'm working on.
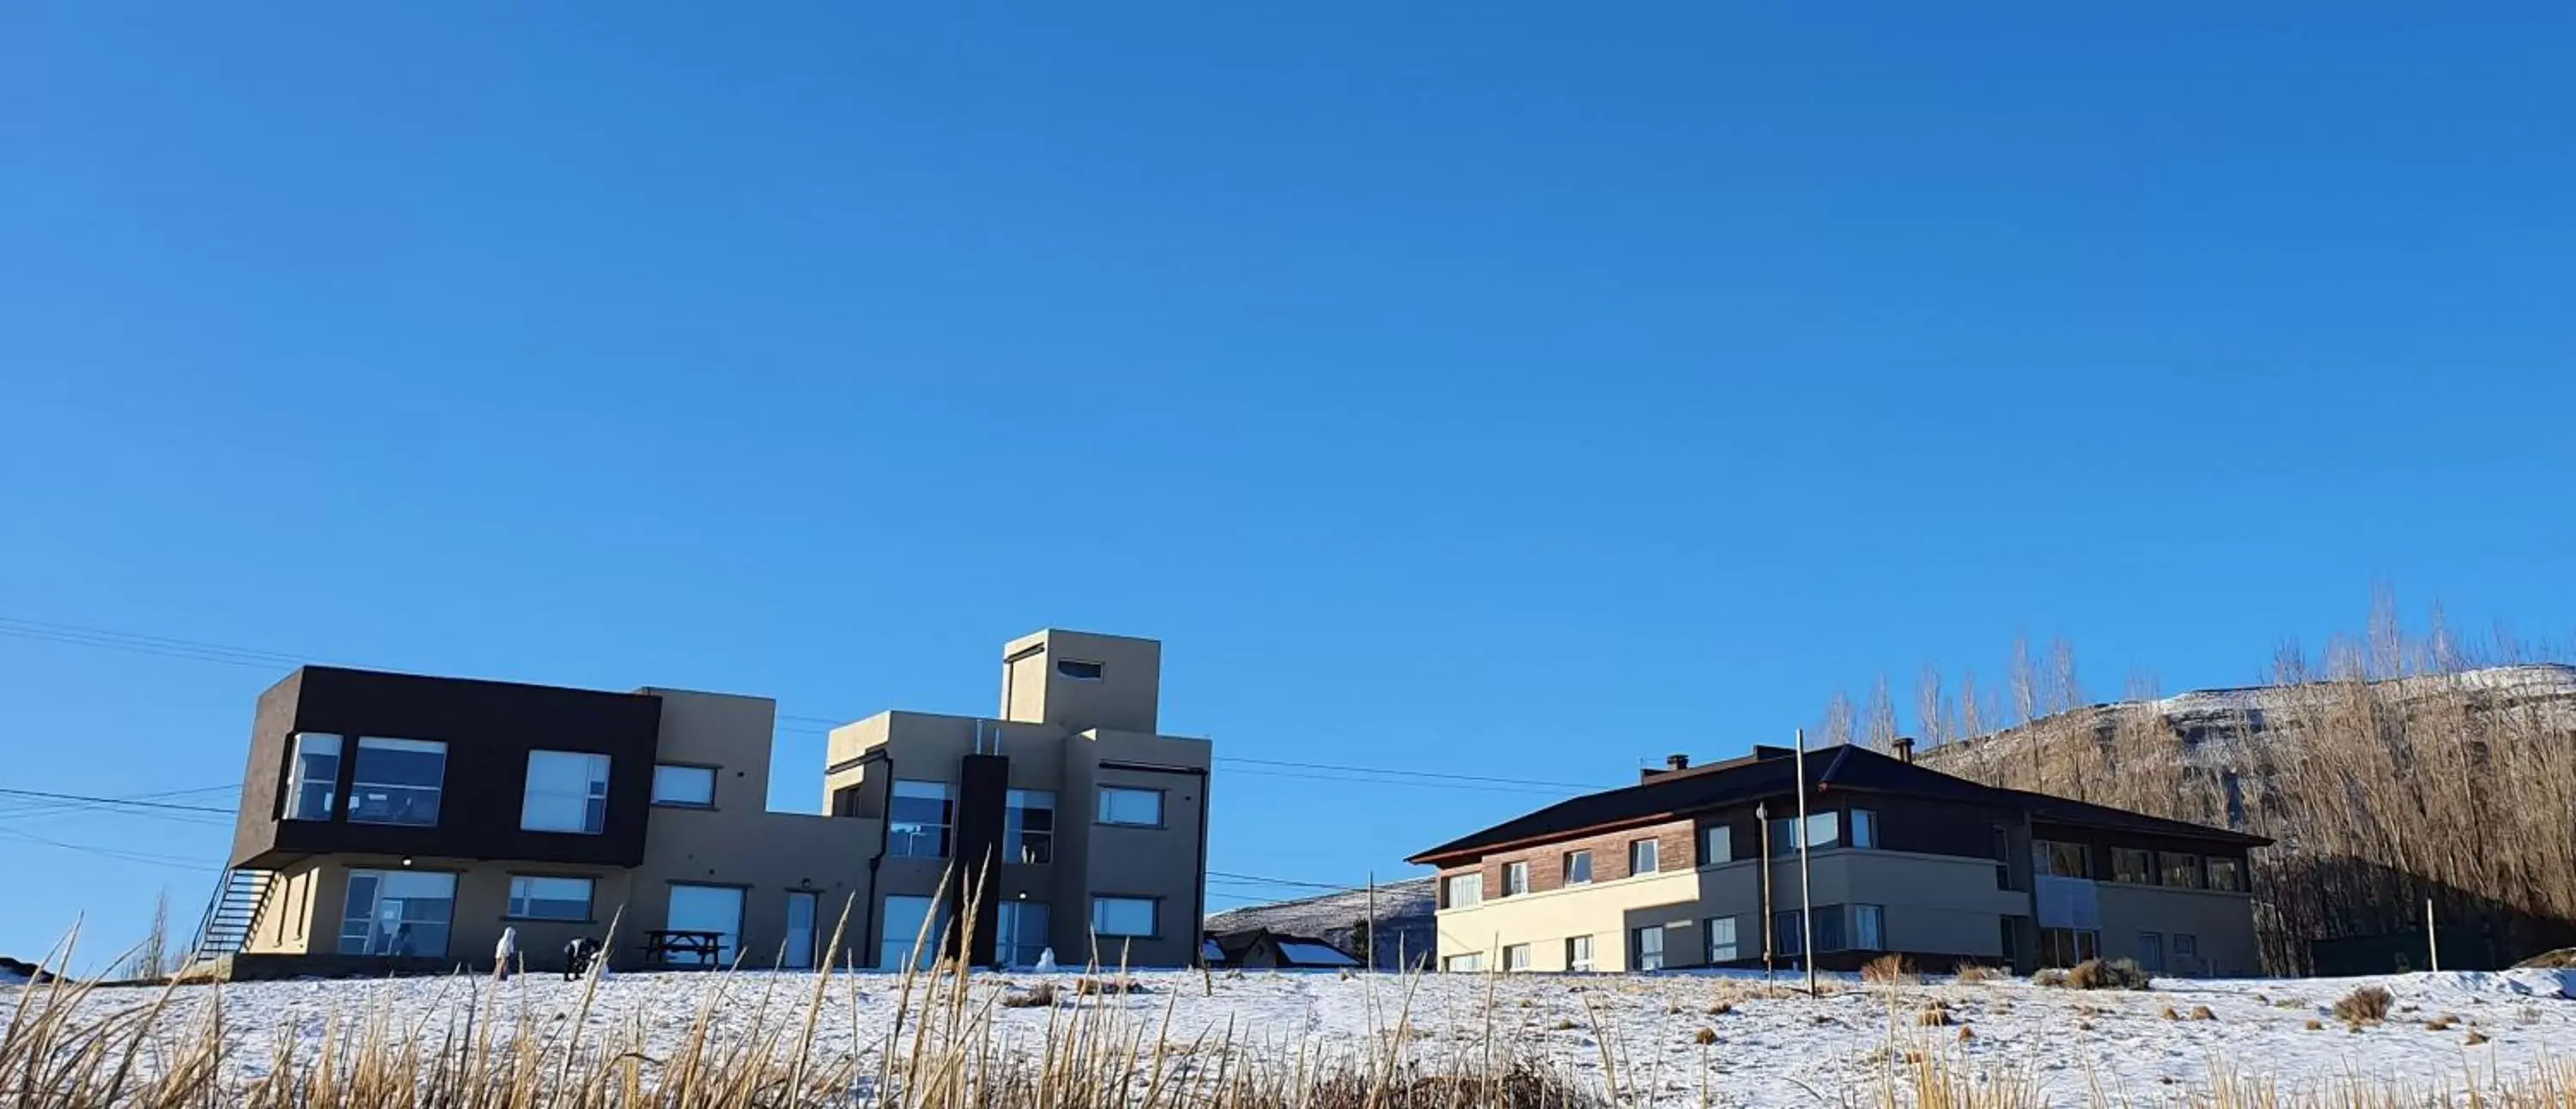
[19,967,2576,1106]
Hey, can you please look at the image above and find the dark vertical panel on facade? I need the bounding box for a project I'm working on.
[953,754,1011,966]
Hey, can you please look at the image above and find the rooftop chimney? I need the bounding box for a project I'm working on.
[1893,736,1917,764]
[1666,754,1691,771]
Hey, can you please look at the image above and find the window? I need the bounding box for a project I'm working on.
[1705,916,1739,963]
[1055,658,1104,681]
[2162,851,2204,889]
[1005,790,1056,864]
[2038,927,2101,968]
[507,876,593,921]
[1443,872,1483,909]
[890,779,953,858]
[2033,840,2093,878]
[338,870,456,956]
[1631,924,1666,971]
[1773,906,1848,954]
[347,737,447,827]
[283,733,341,821]
[1503,861,1529,896]
[1852,904,1885,950]
[2111,847,2154,885]
[652,764,717,808]
[2207,858,2244,892]
[2174,933,2199,959]
[1502,943,1532,972]
[1091,896,1157,938]
[664,885,744,967]
[521,751,611,833]
[1097,785,1164,827]
[881,894,950,970]
[1850,809,1878,850]
[998,900,1051,967]
[1565,935,1594,972]
[1443,953,1484,973]
[1703,825,1734,865]
[1630,838,1660,875]
[1563,849,1592,884]
[1769,813,1841,855]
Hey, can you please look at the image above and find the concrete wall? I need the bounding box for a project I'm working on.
[2096,883,2261,976]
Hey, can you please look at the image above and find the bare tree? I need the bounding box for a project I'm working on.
[1863,676,1899,752]
[125,889,170,982]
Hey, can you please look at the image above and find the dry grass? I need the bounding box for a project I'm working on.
[1862,954,1918,985]
[2042,959,2151,991]
[2333,985,2394,1025]
[999,980,1056,1009]
[2190,1005,2216,1021]
[1953,963,2004,985]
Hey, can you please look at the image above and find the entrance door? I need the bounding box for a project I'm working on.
[784,892,818,970]
[2137,931,2165,973]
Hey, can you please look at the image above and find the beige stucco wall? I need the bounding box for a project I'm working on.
[2095,883,2260,976]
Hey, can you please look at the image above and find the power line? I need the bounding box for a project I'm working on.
[0,826,217,871]
[1206,869,1370,894]
[0,786,239,815]
[1214,756,1607,792]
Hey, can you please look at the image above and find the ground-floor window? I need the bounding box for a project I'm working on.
[2173,933,2198,967]
[1502,943,1532,971]
[2038,926,2100,968]
[1772,906,1848,954]
[1631,924,1666,971]
[998,900,1050,967]
[1565,935,1594,972]
[665,885,744,967]
[1704,916,1739,962]
[1443,952,1483,973]
[338,870,456,957]
[1851,904,1885,950]
[881,894,951,970]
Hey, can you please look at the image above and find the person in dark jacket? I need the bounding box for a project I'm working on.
[562,936,603,980]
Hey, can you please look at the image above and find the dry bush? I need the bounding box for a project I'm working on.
[1705,1001,1734,1016]
[1955,1024,1974,1042]
[2333,985,2393,1025]
[2466,1029,2492,1045]
[1074,977,1147,996]
[2160,1003,2181,1021]
[2063,959,2152,991]
[1916,1004,1951,1027]
[2515,948,2576,969]
[1861,954,1917,985]
[1692,1027,1716,1045]
[1000,981,1056,1008]
[2304,1018,2324,1031]
[2190,1005,2215,1021]
[1953,963,2003,985]
[2032,968,2069,988]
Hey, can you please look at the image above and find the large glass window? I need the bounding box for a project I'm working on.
[338,870,456,956]
[2207,858,2244,892]
[998,900,1051,967]
[2033,840,2093,878]
[1564,935,1594,972]
[664,885,744,967]
[347,738,446,827]
[2162,852,2204,889]
[522,751,611,833]
[652,764,716,808]
[2038,926,2101,968]
[1705,916,1739,962]
[2111,847,2154,885]
[1852,904,1885,950]
[880,894,951,970]
[1631,924,1666,971]
[1091,896,1157,937]
[1629,838,1660,875]
[1773,906,1849,954]
[1097,786,1164,827]
[1443,872,1483,908]
[283,733,341,821]
[507,876,593,921]
[1563,850,1592,884]
[1503,860,1529,896]
[1005,790,1055,864]
[889,779,953,858]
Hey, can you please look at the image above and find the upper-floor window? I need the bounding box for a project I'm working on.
[1768,812,1841,857]
[2162,851,2204,889]
[506,876,594,921]
[1097,785,1163,827]
[1563,849,1592,884]
[2111,847,2154,884]
[890,779,953,858]
[521,751,611,834]
[1503,860,1529,896]
[1443,872,1483,909]
[2207,857,2245,892]
[347,737,447,827]
[1630,838,1660,875]
[1704,825,1734,865]
[283,733,341,821]
[652,764,716,808]
[1005,789,1056,864]
[1850,809,1878,849]
[2033,839,2093,878]
[1056,658,1104,682]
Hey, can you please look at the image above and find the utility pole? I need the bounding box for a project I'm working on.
[2426,897,2440,973]
[1796,727,1816,997]
[1758,801,1774,979]
[1367,871,1378,974]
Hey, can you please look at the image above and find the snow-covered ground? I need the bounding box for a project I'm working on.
[19,967,2576,1106]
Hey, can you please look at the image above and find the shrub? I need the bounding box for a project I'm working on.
[2512,948,2576,970]
[1861,954,1917,985]
[1956,1024,1974,1042]
[2032,968,2070,988]
[2332,985,2393,1025]
[2190,1005,2215,1021]
[2466,1029,2491,1045]
[2064,958,2152,991]
[1076,978,1147,996]
[2160,1004,2181,1021]
[1001,981,1058,1009]
[2305,1018,2324,1031]
[1916,1005,1951,1027]
[1693,1027,1717,1045]
[1953,963,2003,985]
[1705,1001,1734,1016]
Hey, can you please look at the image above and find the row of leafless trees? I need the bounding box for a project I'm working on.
[1840,592,2576,973]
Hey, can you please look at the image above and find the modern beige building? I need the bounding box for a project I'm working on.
[203,629,1212,977]
[1408,742,2266,977]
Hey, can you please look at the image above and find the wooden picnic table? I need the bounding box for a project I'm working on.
[643,929,726,967]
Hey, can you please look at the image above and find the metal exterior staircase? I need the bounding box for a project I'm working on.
[186,867,278,965]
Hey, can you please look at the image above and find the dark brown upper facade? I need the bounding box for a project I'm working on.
[232,666,665,869]
[1407,742,2268,870]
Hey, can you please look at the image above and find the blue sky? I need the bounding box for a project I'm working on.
[5,3,2574,967]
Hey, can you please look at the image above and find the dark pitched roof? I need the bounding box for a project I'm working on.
[1406,743,2265,864]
